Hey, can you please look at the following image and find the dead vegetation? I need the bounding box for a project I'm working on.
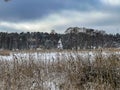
[0,50,10,56]
[0,50,120,90]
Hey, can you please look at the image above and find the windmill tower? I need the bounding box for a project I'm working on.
[57,39,63,50]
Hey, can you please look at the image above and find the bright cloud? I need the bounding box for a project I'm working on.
[100,0,120,6]
[0,10,118,33]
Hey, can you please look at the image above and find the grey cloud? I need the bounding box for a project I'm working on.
[0,0,120,34]
[0,0,99,21]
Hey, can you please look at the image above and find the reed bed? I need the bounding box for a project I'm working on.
[0,50,120,90]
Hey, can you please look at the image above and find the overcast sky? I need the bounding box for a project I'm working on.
[0,0,120,34]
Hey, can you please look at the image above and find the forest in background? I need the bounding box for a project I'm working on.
[0,27,120,50]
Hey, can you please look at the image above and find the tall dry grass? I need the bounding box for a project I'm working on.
[0,50,10,56]
[0,50,119,90]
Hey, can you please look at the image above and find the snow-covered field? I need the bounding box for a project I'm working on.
[0,50,120,61]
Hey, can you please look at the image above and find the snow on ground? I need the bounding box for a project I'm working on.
[0,50,119,61]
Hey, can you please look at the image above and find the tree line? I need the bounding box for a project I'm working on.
[0,30,120,50]
[62,32,120,50]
